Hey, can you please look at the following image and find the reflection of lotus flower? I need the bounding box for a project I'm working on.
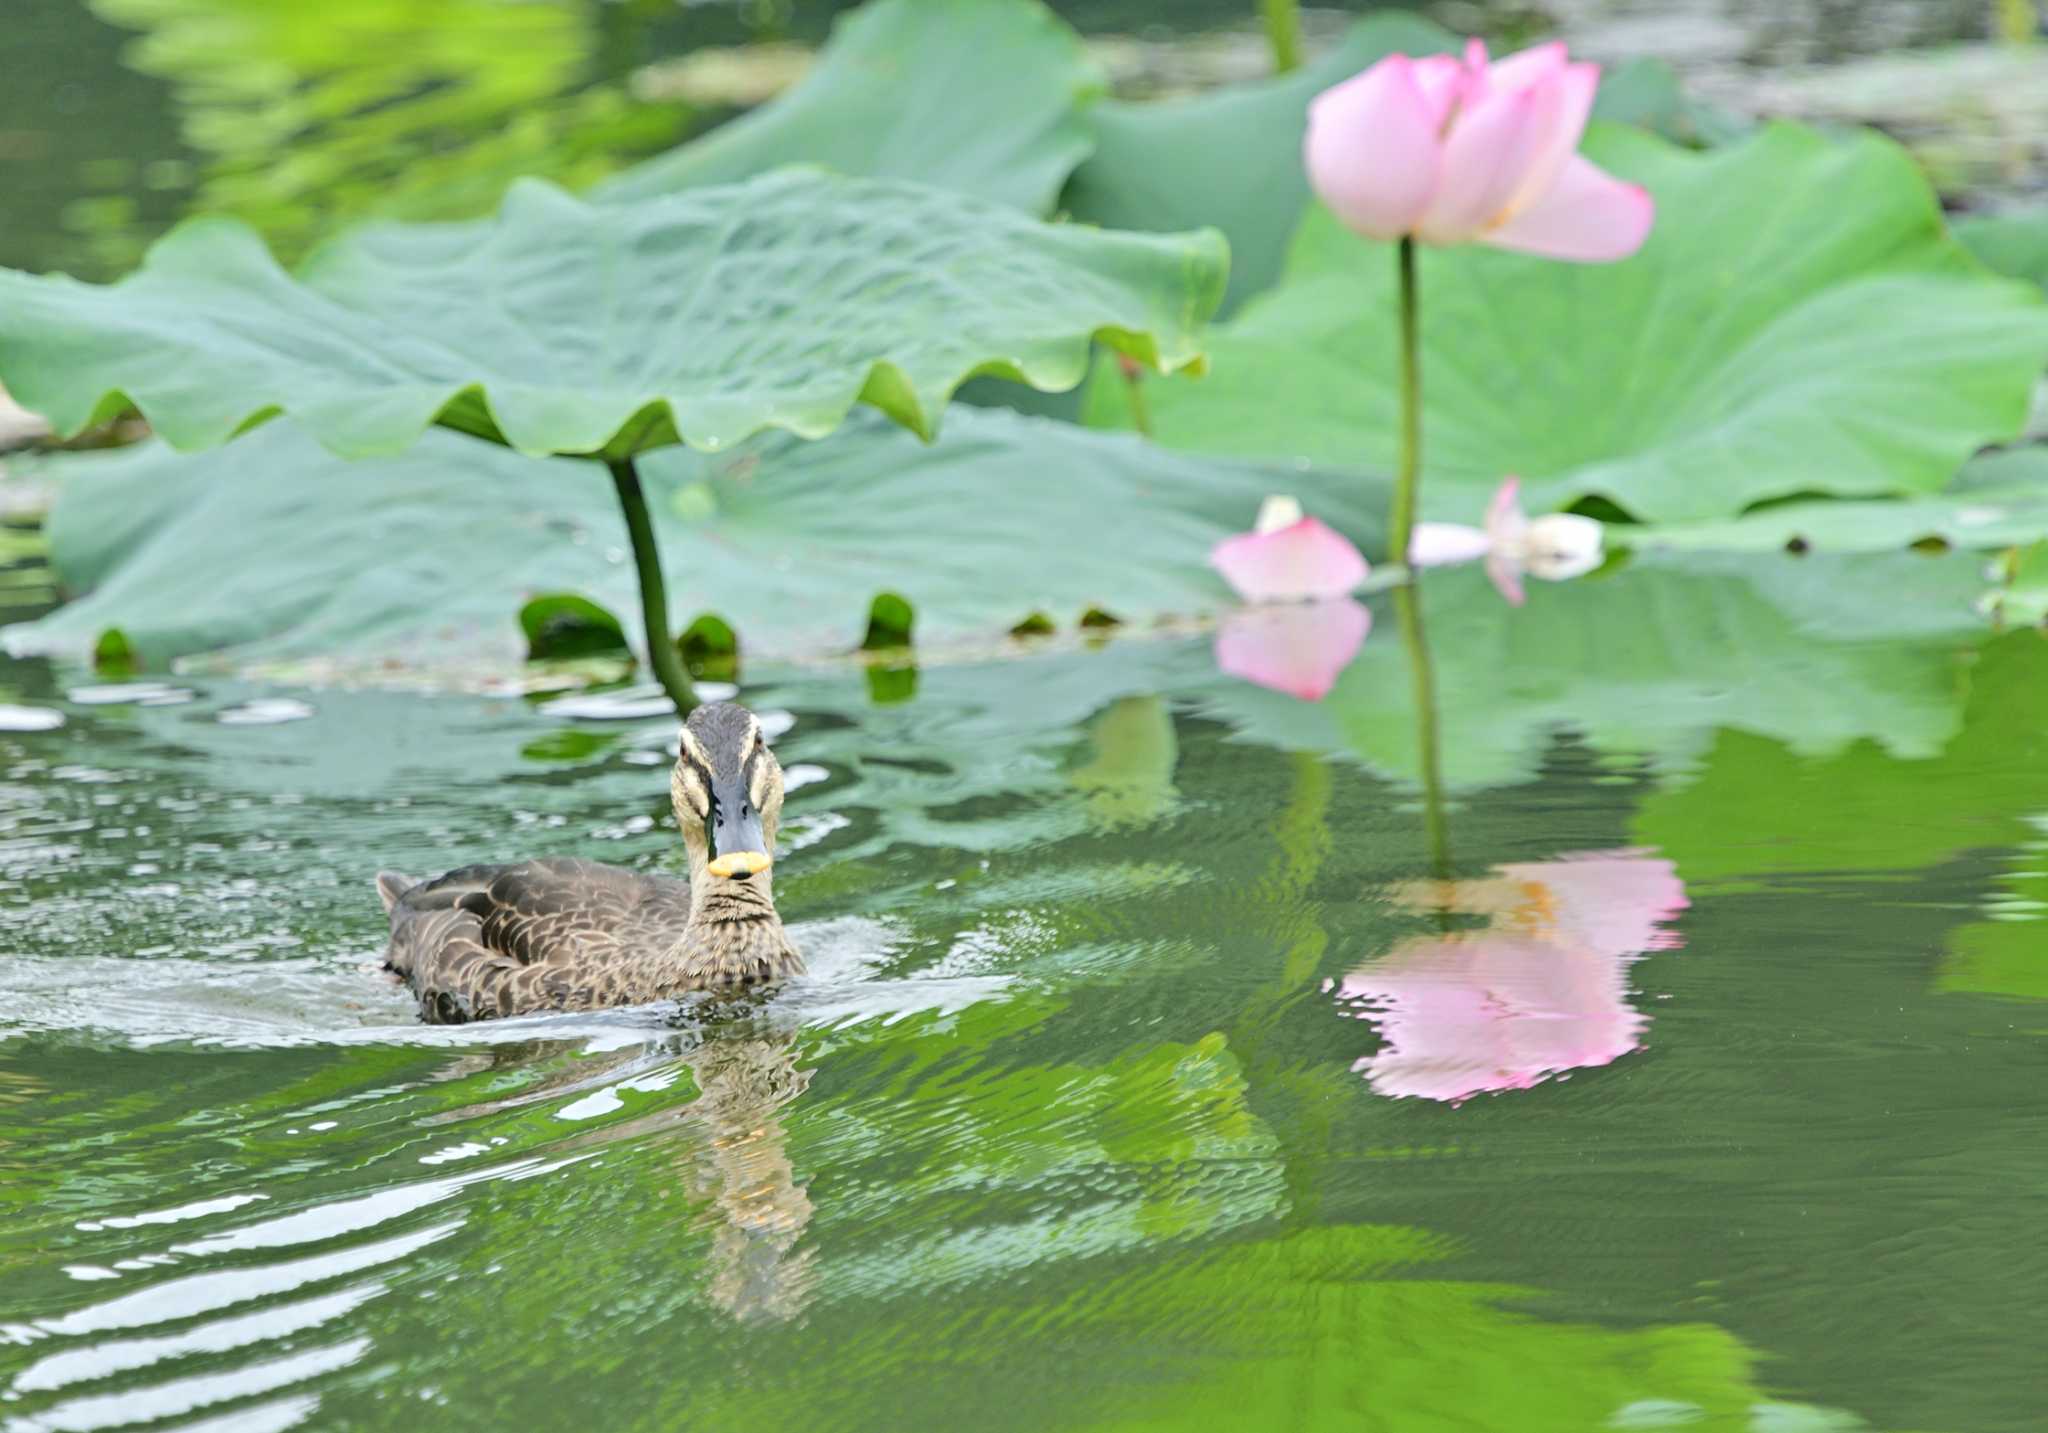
[1216,598,1371,701]
[1304,40,1655,262]
[1409,476,1604,605]
[1334,849,1687,1102]
[1210,496,1371,701]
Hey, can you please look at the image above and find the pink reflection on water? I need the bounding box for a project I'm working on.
[1333,849,1688,1102]
[1214,597,1371,701]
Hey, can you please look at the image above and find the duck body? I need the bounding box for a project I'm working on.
[376,703,802,1024]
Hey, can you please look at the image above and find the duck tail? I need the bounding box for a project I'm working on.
[375,870,421,915]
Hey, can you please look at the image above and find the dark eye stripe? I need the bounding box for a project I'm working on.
[682,756,716,812]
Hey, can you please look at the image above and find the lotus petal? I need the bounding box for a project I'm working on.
[1214,598,1370,701]
[1210,515,1369,602]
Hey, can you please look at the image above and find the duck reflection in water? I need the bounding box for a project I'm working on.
[1335,851,1689,1103]
[436,1026,816,1324]
[676,1034,816,1324]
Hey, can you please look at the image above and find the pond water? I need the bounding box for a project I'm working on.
[4,534,2048,1431]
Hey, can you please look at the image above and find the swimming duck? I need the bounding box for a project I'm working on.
[376,701,802,1024]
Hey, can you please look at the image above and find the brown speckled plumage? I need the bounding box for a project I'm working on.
[379,702,802,1024]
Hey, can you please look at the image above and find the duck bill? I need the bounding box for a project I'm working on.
[707,850,771,879]
[706,778,770,880]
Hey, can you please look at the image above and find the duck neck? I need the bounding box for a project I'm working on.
[668,870,802,987]
[692,869,781,929]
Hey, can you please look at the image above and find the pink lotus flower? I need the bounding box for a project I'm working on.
[1209,497,1372,700]
[1409,476,1604,605]
[1304,40,1654,262]
[1333,849,1687,1102]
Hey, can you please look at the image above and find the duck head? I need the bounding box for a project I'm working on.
[669,701,802,987]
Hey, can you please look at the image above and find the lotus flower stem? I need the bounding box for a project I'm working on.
[1261,0,1302,72]
[1390,235,1422,572]
[606,454,698,714]
[1393,581,1451,883]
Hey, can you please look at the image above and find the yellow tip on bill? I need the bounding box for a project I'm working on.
[707,850,772,879]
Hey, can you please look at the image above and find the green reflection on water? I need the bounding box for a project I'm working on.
[1634,630,2048,886]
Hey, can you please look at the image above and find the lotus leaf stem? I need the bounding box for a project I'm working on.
[1261,0,1303,73]
[606,454,698,714]
[1118,355,1155,438]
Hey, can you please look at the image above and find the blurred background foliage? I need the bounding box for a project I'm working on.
[4,0,2046,281]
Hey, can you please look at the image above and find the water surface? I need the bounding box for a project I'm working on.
[4,559,2047,1430]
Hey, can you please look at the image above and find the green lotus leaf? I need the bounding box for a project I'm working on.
[1183,550,1989,792]
[518,593,630,660]
[1090,123,2048,526]
[0,168,1226,462]
[598,0,1100,215]
[1980,538,2048,626]
[17,417,1985,799]
[757,546,1990,801]
[1956,209,2048,293]
[1622,449,2048,554]
[12,410,1369,673]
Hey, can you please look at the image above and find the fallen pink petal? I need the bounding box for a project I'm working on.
[1209,497,1370,602]
[1407,477,1604,602]
[1335,849,1688,1102]
[1214,597,1371,701]
[1485,551,1528,607]
[1408,521,1491,567]
[1485,475,1527,544]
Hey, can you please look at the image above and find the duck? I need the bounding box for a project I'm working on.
[375,701,802,1024]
